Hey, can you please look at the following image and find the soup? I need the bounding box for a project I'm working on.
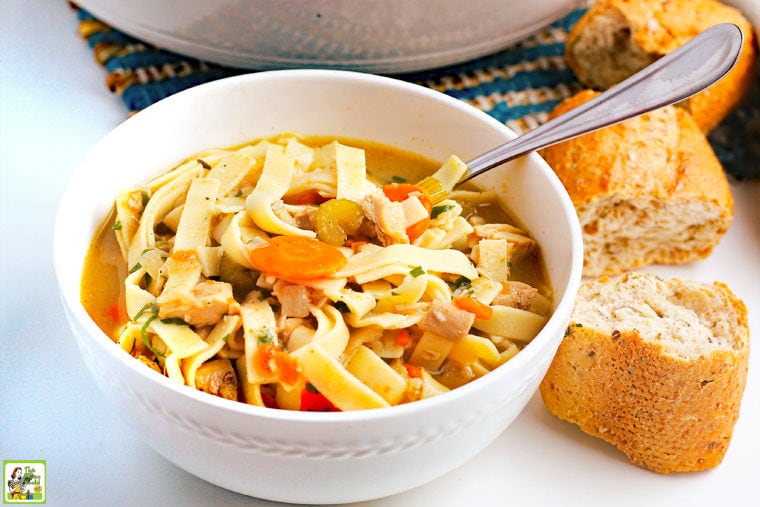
[81,134,553,411]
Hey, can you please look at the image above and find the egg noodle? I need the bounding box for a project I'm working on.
[110,134,552,411]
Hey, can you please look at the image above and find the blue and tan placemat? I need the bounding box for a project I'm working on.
[73,4,758,180]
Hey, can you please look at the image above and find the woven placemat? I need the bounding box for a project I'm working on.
[73,5,758,180]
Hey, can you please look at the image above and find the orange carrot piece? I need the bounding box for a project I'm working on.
[406,218,430,243]
[453,296,494,320]
[253,343,279,376]
[248,236,347,282]
[404,363,422,379]
[254,343,301,387]
[271,351,301,387]
[395,328,412,347]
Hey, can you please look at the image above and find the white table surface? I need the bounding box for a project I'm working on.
[2,1,759,505]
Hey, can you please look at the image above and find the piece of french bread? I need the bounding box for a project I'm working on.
[565,0,757,133]
[539,272,749,474]
[540,89,733,278]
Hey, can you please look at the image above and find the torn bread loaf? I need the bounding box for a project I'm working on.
[539,272,749,474]
[565,0,757,133]
[540,89,733,278]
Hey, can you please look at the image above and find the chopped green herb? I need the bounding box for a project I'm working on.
[333,300,350,313]
[197,158,211,170]
[431,204,455,219]
[305,383,319,393]
[141,248,153,255]
[128,262,142,275]
[135,304,165,357]
[235,188,244,197]
[391,176,407,183]
[575,323,583,327]
[141,191,150,208]
[257,330,275,345]
[222,333,230,343]
[112,221,122,231]
[409,266,425,277]
[451,276,472,290]
[133,302,157,321]
[160,317,188,326]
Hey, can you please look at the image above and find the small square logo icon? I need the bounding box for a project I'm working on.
[3,461,45,504]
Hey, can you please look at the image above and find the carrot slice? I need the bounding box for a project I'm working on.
[453,296,494,320]
[248,236,347,282]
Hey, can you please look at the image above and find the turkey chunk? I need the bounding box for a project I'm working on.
[158,280,237,327]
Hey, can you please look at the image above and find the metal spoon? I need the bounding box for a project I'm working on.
[460,22,744,183]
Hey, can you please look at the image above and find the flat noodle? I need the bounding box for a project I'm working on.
[182,315,241,388]
[107,134,552,411]
[246,144,315,237]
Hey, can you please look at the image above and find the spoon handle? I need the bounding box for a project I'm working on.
[461,22,744,182]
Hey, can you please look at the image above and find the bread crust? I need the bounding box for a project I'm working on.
[540,89,733,277]
[565,0,757,133]
[539,273,749,474]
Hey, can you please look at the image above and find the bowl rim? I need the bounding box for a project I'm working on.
[54,69,584,424]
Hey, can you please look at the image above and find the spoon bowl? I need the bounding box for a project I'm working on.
[461,23,744,183]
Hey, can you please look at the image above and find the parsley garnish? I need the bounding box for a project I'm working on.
[431,204,455,219]
[257,330,275,345]
[409,266,425,277]
[112,221,122,231]
[128,262,142,275]
[133,303,165,358]
[305,383,319,393]
[450,276,472,290]
[160,317,188,326]
[391,176,407,183]
[141,191,149,208]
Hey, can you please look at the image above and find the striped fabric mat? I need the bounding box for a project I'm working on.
[73,5,758,180]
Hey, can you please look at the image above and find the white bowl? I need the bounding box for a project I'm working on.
[54,70,583,504]
[76,0,582,73]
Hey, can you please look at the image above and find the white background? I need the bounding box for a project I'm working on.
[1,1,759,505]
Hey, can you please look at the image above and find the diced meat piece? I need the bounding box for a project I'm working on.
[492,281,538,310]
[291,205,318,230]
[471,223,536,264]
[361,191,409,245]
[419,299,475,342]
[195,358,238,401]
[158,280,236,327]
[277,283,311,318]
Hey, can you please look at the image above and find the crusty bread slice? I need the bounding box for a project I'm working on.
[540,89,733,278]
[539,272,749,474]
[565,0,757,133]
